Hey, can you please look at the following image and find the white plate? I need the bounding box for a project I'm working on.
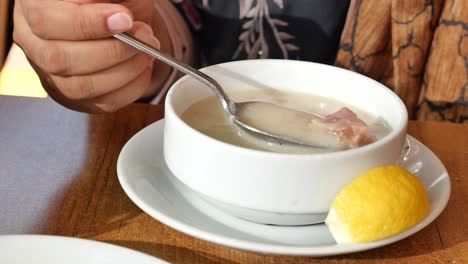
[0,235,167,263]
[117,120,450,256]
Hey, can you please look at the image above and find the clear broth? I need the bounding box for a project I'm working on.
[181,89,391,154]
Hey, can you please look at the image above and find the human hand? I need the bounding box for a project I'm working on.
[14,0,160,113]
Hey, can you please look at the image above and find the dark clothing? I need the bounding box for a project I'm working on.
[2,0,13,66]
[175,0,350,66]
[6,0,14,56]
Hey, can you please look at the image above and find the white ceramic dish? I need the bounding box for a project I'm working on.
[117,120,450,256]
[0,235,167,263]
[164,60,408,225]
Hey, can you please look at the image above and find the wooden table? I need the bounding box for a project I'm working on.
[0,95,466,263]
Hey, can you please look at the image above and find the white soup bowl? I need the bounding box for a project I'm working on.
[163,60,408,225]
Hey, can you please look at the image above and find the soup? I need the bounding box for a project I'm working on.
[181,89,391,154]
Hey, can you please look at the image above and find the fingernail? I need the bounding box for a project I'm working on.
[107,13,133,32]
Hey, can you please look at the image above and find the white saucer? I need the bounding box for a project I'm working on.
[117,120,450,256]
[0,235,167,263]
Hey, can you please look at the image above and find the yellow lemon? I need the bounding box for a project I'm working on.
[325,166,430,244]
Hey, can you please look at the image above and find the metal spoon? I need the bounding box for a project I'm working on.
[114,33,331,148]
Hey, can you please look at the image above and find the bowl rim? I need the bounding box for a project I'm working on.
[165,59,408,160]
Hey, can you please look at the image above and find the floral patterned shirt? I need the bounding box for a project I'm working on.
[173,0,350,66]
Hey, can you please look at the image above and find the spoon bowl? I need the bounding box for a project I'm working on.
[231,101,338,149]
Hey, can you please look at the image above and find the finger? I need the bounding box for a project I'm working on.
[16,11,160,76]
[12,2,27,46]
[50,51,154,100]
[20,0,134,40]
[58,22,160,75]
[66,0,154,23]
[66,0,113,3]
[90,66,153,113]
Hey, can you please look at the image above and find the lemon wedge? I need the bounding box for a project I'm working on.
[325,166,430,244]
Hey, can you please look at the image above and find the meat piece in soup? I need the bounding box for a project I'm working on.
[313,107,377,148]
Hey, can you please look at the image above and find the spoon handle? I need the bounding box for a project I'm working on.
[114,33,233,114]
